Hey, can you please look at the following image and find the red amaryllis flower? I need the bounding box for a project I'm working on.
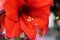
[3,0,53,40]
